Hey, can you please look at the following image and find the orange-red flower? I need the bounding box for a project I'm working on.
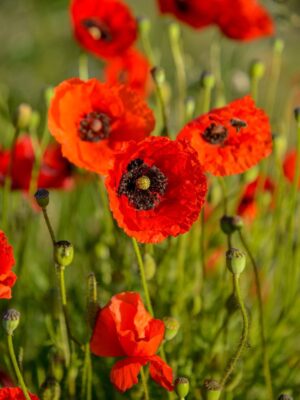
[0,231,16,300]
[157,0,274,41]
[178,96,272,176]
[104,48,152,97]
[70,0,137,59]
[283,150,300,189]
[105,137,207,243]
[90,292,173,392]
[0,388,39,400]
[237,176,275,221]
[48,78,155,176]
[0,135,73,191]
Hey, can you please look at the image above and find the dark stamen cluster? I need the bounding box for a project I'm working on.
[78,112,110,142]
[203,123,228,145]
[174,0,189,12]
[82,19,112,42]
[118,158,168,211]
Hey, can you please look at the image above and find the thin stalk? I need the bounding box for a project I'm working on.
[42,207,56,245]
[239,231,273,400]
[152,73,169,137]
[220,273,249,388]
[79,53,89,81]
[132,238,154,316]
[266,40,284,118]
[140,367,150,400]
[250,77,259,104]
[200,209,206,280]
[7,335,31,400]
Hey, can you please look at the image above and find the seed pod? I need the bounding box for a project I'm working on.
[226,248,246,275]
[17,103,32,129]
[220,215,243,235]
[34,189,50,208]
[2,309,20,335]
[54,241,74,267]
[174,377,189,398]
[203,379,222,400]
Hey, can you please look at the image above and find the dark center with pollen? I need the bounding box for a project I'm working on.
[174,0,190,12]
[202,123,228,145]
[117,158,168,211]
[78,112,110,142]
[82,19,112,42]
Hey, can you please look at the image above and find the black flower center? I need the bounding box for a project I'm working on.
[174,0,189,12]
[202,123,228,145]
[78,112,110,142]
[117,158,168,211]
[82,19,112,42]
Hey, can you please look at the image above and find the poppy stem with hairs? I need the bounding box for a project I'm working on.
[238,230,274,400]
[140,367,150,400]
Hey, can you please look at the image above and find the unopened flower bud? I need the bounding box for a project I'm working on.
[87,273,99,328]
[163,317,180,341]
[151,67,165,85]
[274,38,284,54]
[175,377,189,398]
[278,395,293,400]
[203,379,222,400]
[41,377,61,400]
[54,241,74,267]
[185,97,196,121]
[137,16,151,35]
[249,59,265,79]
[144,253,156,280]
[168,22,181,41]
[226,248,246,275]
[17,103,32,129]
[200,71,215,89]
[2,309,20,335]
[294,107,300,124]
[34,188,49,208]
[220,215,243,235]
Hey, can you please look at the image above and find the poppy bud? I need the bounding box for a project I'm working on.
[174,377,189,398]
[273,133,287,158]
[185,97,196,121]
[29,111,41,132]
[226,248,246,275]
[203,379,222,400]
[34,188,50,208]
[144,253,156,280]
[294,107,300,124]
[54,241,74,267]
[2,309,20,335]
[41,377,61,400]
[278,395,293,400]
[200,71,215,89]
[17,103,32,129]
[168,21,181,41]
[274,38,284,54]
[163,317,180,341]
[87,273,99,329]
[249,59,265,80]
[151,66,166,85]
[137,16,151,35]
[220,215,243,235]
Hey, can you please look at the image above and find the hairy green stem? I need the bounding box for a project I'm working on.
[140,367,150,400]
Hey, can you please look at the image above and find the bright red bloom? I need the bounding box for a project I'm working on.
[237,176,275,221]
[70,0,137,59]
[105,137,207,243]
[0,387,39,400]
[178,96,272,176]
[157,0,274,41]
[283,150,300,189]
[90,292,173,392]
[104,48,152,97]
[0,231,16,300]
[0,135,73,191]
[48,78,155,176]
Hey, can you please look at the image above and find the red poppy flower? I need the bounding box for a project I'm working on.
[70,0,137,59]
[283,150,300,189]
[104,48,152,97]
[48,78,155,176]
[157,0,274,41]
[0,231,16,300]
[237,176,275,221]
[178,96,272,176]
[0,135,73,191]
[90,292,173,392]
[0,387,39,400]
[105,137,207,243]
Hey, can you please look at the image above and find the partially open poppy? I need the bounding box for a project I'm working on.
[178,96,272,176]
[105,137,207,243]
[48,78,155,176]
[70,0,137,59]
[90,291,173,392]
[0,387,39,400]
[0,231,16,300]
[283,150,300,189]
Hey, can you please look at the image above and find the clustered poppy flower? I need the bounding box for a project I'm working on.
[105,136,207,243]
[104,48,152,97]
[70,0,137,59]
[0,387,39,400]
[283,150,300,189]
[157,0,274,41]
[90,291,173,392]
[237,176,275,221]
[0,135,73,191]
[48,78,155,176]
[178,96,272,176]
[0,231,16,299]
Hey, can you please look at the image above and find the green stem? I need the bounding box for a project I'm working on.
[79,53,89,81]
[250,77,259,103]
[153,75,169,137]
[132,238,154,316]
[7,335,31,400]
[200,209,206,280]
[220,273,249,388]
[140,367,150,400]
[238,231,273,399]
[42,207,56,245]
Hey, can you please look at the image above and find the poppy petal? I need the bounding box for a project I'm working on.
[110,357,148,392]
[149,355,174,391]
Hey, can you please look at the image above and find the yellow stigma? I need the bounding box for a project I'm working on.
[136,176,151,190]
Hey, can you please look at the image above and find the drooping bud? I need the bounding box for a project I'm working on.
[41,377,61,400]
[87,273,99,329]
[249,59,265,80]
[34,188,50,208]
[203,379,222,400]
[17,103,32,129]
[54,241,74,267]
[174,377,189,398]
[2,309,20,335]
[200,71,215,89]
[144,253,156,280]
[277,395,293,400]
[163,317,180,341]
[226,248,246,275]
[220,215,243,235]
